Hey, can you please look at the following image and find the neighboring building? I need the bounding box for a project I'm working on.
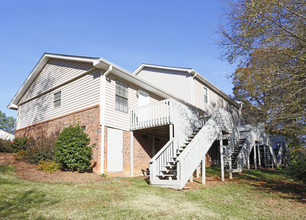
[8,53,278,189]
[0,129,14,141]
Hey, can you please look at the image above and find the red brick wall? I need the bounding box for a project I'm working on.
[15,104,169,177]
[15,105,101,173]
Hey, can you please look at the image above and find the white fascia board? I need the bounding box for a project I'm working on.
[8,53,98,110]
[133,64,193,75]
[45,54,97,64]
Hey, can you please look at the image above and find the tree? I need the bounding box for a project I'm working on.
[0,110,16,134]
[220,0,305,143]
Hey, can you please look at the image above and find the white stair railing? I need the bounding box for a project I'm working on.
[149,138,175,181]
[176,108,234,189]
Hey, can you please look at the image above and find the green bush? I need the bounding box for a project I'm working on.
[55,125,93,172]
[0,139,14,153]
[10,137,34,152]
[286,145,306,184]
[37,160,61,172]
[28,136,56,164]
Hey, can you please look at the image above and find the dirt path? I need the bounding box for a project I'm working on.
[0,152,107,183]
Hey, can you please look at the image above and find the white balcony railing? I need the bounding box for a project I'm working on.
[130,99,172,130]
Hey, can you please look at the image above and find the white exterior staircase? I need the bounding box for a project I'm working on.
[149,107,234,190]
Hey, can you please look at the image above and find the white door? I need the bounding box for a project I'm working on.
[107,128,123,172]
[138,90,150,106]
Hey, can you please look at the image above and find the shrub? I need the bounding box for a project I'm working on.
[14,150,29,161]
[286,145,306,184]
[37,160,61,172]
[28,135,56,164]
[55,125,93,172]
[0,139,14,153]
[10,137,34,152]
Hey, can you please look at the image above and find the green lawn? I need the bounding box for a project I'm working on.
[0,165,305,219]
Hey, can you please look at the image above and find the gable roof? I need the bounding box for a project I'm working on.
[8,53,205,114]
[134,64,240,108]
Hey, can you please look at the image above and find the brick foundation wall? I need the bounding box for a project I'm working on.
[15,104,170,177]
[15,105,101,173]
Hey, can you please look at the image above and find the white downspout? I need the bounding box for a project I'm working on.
[100,65,113,174]
[189,70,197,105]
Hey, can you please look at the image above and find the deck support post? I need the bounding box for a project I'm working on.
[257,144,261,168]
[267,147,270,168]
[247,150,250,170]
[220,133,224,182]
[229,157,233,179]
[202,156,206,184]
[196,166,200,178]
[254,145,257,170]
[270,146,274,169]
[152,135,155,156]
[264,145,267,168]
[130,131,134,176]
[190,174,193,182]
[169,124,173,139]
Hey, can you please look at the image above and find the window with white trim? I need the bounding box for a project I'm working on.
[204,87,208,103]
[115,81,128,112]
[53,91,61,108]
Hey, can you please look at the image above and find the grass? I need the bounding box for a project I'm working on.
[0,164,305,219]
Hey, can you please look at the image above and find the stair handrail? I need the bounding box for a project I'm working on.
[176,108,234,189]
[171,100,202,150]
[149,138,175,180]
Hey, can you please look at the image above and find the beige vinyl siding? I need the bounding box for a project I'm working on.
[18,70,101,129]
[105,73,163,131]
[137,67,191,103]
[19,59,93,103]
[194,78,239,120]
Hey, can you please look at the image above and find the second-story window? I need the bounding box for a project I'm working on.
[53,91,61,108]
[204,87,208,103]
[115,81,128,112]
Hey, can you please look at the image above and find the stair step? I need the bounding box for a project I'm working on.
[164,164,176,169]
[157,174,177,180]
[171,156,177,161]
[161,170,176,175]
[158,174,176,177]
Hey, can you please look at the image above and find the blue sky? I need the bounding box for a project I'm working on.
[0,0,236,118]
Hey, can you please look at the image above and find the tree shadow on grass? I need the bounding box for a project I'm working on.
[236,169,306,203]
[0,188,59,219]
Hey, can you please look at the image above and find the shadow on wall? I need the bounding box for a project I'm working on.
[21,76,56,127]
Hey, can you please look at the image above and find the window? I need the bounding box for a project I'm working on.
[53,91,61,108]
[115,81,128,112]
[203,87,208,103]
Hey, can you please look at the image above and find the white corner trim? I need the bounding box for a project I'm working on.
[100,65,113,174]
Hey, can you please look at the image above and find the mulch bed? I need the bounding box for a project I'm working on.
[0,152,106,183]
